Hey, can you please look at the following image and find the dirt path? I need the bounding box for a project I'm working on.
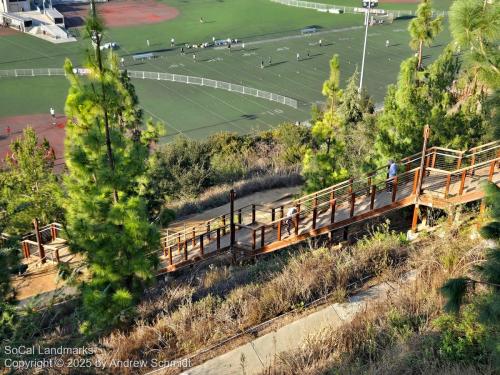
[167,186,302,232]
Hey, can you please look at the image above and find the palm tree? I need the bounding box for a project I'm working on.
[408,0,443,70]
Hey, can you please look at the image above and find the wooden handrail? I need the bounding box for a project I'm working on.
[468,140,500,152]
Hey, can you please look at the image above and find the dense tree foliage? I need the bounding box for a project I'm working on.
[408,0,443,70]
[336,70,376,175]
[441,183,500,365]
[302,55,348,193]
[0,128,62,234]
[63,4,161,334]
[145,123,310,216]
[0,231,19,339]
[449,0,499,89]
[375,47,492,161]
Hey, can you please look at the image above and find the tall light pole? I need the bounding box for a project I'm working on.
[359,0,372,92]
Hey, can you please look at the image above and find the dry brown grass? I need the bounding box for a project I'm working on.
[172,172,302,217]
[96,225,409,372]
[260,224,493,375]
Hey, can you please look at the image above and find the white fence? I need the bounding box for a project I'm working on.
[0,68,299,109]
[269,0,447,18]
[126,71,298,108]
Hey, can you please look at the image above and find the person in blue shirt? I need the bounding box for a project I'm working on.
[387,160,397,192]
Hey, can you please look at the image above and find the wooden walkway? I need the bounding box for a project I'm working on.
[158,140,500,273]
[16,139,500,275]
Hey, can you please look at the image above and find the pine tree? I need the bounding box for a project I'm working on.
[375,47,488,161]
[337,69,376,176]
[303,55,348,193]
[0,127,61,234]
[408,0,443,70]
[449,0,499,89]
[0,202,26,339]
[63,1,162,334]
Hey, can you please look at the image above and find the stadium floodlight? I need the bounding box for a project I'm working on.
[359,0,371,92]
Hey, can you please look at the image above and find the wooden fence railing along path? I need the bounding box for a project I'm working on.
[156,134,500,273]
[16,129,500,274]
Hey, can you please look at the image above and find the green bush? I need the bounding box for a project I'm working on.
[434,304,488,363]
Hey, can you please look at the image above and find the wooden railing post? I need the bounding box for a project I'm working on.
[206,222,211,240]
[431,149,437,168]
[199,234,204,256]
[183,239,188,261]
[367,174,372,196]
[168,246,173,266]
[294,212,300,235]
[391,176,398,202]
[163,242,168,258]
[216,228,221,250]
[252,229,256,250]
[261,226,265,247]
[350,193,356,218]
[444,174,452,198]
[229,189,236,248]
[222,215,226,235]
[55,248,60,263]
[277,220,282,241]
[271,208,275,222]
[312,199,318,230]
[412,169,419,195]
[425,154,431,172]
[252,204,256,224]
[280,205,284,219]
[330,198,336,223]
[238,209,242,225]
[348,178,353,194]
[192,227,196,247]
[370,185,376,210]
[177,233,181,254]
[458,170,466,195]
[50,224,56,241]
[470,153,476,176]
[488,160,495,181]
[405,157,410,172]
[22,241,29,258]
[33,218,45,264]
[416,125,431,198]
[456,152,463,169]
[411,205,419,233]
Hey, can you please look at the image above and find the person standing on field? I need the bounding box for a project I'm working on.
[50,107,56,125]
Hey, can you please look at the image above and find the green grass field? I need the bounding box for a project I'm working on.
[0,0,453,141]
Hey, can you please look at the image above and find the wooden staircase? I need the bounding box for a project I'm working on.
[16,139,500,274]
[158,139,500,273]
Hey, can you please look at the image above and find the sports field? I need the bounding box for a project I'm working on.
[0,0,453,142]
